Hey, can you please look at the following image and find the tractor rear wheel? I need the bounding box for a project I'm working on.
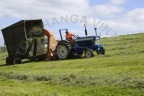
[85,49,94,58]
[97,47,105,55]
[56,41,71,59]
[6,57,13,65]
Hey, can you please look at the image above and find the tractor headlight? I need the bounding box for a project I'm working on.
[95,41,97,45]
[95,40,99,45]
[95,36,100,45]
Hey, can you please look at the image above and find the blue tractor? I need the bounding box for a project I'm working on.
[56,24,105,59]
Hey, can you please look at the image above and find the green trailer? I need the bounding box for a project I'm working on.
[1,19,46,65]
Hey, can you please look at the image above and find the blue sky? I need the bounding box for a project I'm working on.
[0,0,144,46]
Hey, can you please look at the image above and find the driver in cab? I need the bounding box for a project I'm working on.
[65,31,75,40]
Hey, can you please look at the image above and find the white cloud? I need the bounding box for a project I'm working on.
[92,0,127,18]
[0,0,91,19]
[109,0,126,5]
[0,0,128,19]
[93,5,123,17]
[0,32,4,46]
[0,0,127,21]
[86,7,144,37]
[111,8,144,33]
[125,8,144,24]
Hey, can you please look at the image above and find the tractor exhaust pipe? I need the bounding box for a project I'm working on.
[94,28,97,37]
[84,24,88,36]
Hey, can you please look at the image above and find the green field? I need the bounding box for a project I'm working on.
[0,33,144,96]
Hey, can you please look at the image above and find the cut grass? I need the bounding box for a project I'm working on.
[0,33,144,96]
[0,79,143,96]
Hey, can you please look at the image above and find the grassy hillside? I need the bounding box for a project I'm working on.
[0,33,144,96]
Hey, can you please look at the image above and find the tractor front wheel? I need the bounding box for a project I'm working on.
[97,47,105,55]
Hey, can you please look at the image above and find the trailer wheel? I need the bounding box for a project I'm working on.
[56,41,71,59]
[6,57,13,65]
[29,58,35,62]
[85,49,94,58]
[14,58,22,64]
[35,56,45,62]
[97,47,105,55]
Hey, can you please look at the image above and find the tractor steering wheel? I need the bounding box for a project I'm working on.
[72,35,78,40]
